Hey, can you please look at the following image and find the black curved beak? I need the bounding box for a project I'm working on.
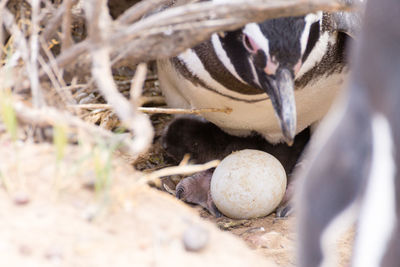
[261,68,296,145]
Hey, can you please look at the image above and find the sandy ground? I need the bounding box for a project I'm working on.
[0,132,354,267]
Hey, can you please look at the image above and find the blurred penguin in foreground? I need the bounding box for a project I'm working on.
[297,0,400,266]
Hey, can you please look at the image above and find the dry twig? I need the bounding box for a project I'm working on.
[61,0,74,52]
[39,37,76,105]
[138,159,220,186]
[11,100,136,153]
[116,0,174,24]
[84,0,154,159]
[130,63,148,106]
[69,104,233,115]
[0,0,8,60]
[42,0,79,42]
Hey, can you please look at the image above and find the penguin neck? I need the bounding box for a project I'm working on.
[296,12,350,88]
[296,31,334,79]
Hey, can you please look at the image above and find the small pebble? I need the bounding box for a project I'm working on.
[82,206,98,221]
[44,246,63,261]
[13,192,30,205]
[19,244,32,256]
[82,179,95,191]
[216,218,251,230]
[244,231,288,249]
[240,227,266,236]
[182,225,209,252]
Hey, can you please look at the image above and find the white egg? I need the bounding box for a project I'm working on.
[210,149,287,219]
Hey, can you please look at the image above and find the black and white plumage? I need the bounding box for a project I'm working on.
[158,1,362,217]
[158,1,358,144]
[297,0,400,266]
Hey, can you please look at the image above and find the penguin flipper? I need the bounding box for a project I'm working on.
[296,92,373,267]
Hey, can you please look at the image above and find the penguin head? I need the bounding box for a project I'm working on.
[218,13,322,144]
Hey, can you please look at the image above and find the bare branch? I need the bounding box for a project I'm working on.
[61,0,74,52]
[117,0,174,25]
[29,0,45,108]
[84,0,154,158]
[53,0,351,71]
[11,100,136,153]
[39,37,76,105]
[0,0,8,61]
[42,0,79,42]
[51,39,90,70]
[130,63,147,105]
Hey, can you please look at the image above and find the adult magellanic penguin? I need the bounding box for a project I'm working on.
[158,1,361,144]
[158,0,362,216]
[297,0,400,265]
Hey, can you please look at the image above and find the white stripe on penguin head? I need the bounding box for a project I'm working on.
[300,12,323,55]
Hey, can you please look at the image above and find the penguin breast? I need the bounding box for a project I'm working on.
[157,57,347,144]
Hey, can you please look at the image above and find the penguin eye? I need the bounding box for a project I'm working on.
[243,34,257,53]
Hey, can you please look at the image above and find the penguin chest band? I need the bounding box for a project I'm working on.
[158,59,347,143]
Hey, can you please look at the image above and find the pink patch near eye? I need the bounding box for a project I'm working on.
[264,61,279,75]
[243,34,259,53]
